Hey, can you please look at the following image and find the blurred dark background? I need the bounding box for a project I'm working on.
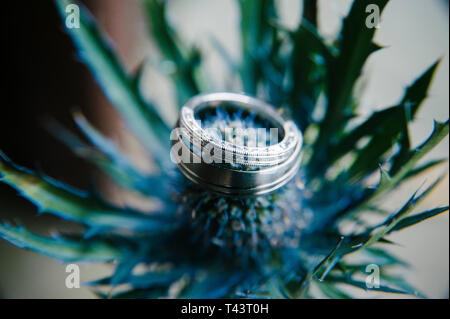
[0,1,92,190]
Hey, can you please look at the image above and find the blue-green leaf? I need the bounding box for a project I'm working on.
[143,0,200,105]
[72,113,168,198]
[54,0,169,166]
[179,269,246,298]
[388,206,449,233]
[318,0,389,141]
[339,178,445,256]
[317,282,351,299]
[390,60,441,175]
[288,20,332,130]
[372,121,449,200]
[88,267,187,290]
[238,0,277,95]
[326,275,414,296]
[0,152,173,232]
[45,117,166,198]
[322,61,440,181]
[0,223,123,262]
[335,120,449,221]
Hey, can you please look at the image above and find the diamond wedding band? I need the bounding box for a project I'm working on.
[171,93,303,196]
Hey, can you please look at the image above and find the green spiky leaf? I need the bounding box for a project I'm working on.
[326,275,414,296]
[0,223,123,262]
[45,116,165,198]
[0,152,173,232]
[388,206,449,233]
[143,0,200,105]
[54,0,169,166]
[238,0,277,95]
[316,0,389,146]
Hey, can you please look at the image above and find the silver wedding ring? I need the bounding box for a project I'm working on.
[171,93,303,196]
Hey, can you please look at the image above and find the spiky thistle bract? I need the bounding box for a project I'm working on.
[0,0,448,298]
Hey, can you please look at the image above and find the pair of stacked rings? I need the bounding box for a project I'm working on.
[172,92,303,196]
